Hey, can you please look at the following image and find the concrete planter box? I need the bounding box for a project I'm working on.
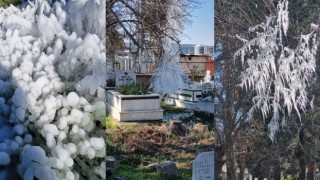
[164,98,214,113]
[106,90,163,121]
[164,97,196,110]
[168,88,203,102]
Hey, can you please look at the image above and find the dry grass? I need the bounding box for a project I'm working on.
[107,121,214,178]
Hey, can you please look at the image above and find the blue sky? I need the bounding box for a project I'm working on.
[180,0,214,46]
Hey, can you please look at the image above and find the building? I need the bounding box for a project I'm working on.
[181,44,200,55]
[180,44,214,57]
[179,54,214,81]
[108,43,214,81]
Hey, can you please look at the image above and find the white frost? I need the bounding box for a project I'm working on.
[0,152,10,165]
[0,0,106,178]
[234,0,318,140]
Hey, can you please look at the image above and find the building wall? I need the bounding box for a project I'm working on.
[179,55,214,79]
[205,61,214,76]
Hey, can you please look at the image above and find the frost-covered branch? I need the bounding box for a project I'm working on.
[234,0,318,140]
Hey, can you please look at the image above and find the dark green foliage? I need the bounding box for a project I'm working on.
[116,83,147,95]
[111,164,181,180]
[160,101,186,114]
[0,0,20,8]
[106,79,116,87]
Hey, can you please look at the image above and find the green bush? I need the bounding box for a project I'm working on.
[116,83,146,95]
[105,116,117,130]
[0,0,20,8]
[106,79,116,87]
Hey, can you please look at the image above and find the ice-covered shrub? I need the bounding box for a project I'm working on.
[0,0,106,179]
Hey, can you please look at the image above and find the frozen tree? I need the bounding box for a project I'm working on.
[234,0,318,140]
[149,36,186,94]
[149,59,185,94]
[107,0,196,93]
[149,0,188,94]
[0,0,106,179]
[107,0,196,58]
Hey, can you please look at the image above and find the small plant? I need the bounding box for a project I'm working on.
[106,116,117,130]
[116,83,147,95]
[106,79,116,87]
[161,101,187,114]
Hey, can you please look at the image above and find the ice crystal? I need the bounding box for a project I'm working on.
[0,0,106,179]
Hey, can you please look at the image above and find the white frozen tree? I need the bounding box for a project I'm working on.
[234,0,318,140]
[150,0,188,94]
[0,0,106,179]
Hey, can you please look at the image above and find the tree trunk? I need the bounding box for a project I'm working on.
[307,161,316,180]
[239,164,245,180]
[299,157,306,180]
[299,127,306,180]
[214,159,224,180]
[273,164,281,180]
[226,161,236,180]
[226,149,236,180]
[214,146,224,180]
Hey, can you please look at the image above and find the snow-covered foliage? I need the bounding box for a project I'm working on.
[234,0,318,140]
[149,49,185,94]
[0,0,106,179]
[150,0,187,94]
